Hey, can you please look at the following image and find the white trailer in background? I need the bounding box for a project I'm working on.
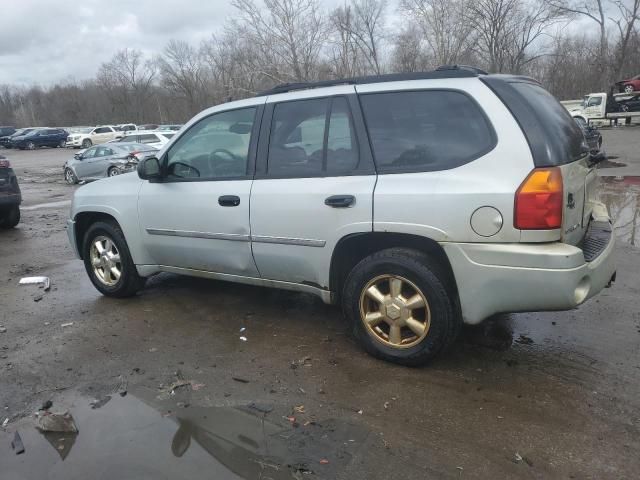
[562,92,640,125]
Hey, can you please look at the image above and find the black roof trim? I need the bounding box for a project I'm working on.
[257,65,486,96]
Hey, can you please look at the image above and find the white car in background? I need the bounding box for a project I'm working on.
[114,131,176,150]
[66,126,119,149]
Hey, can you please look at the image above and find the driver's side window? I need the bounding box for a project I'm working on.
[166,107,256,180]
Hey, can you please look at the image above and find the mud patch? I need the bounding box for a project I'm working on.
[599,176,640,246]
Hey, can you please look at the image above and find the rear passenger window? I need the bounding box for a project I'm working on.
[360,91,496,173]
[268,97,359,177]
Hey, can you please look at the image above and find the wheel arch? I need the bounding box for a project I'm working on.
[329,232,459,303]
[73,210,120,260]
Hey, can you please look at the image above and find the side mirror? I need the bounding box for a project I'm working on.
[74,153,82,160]
[138,157,162,181]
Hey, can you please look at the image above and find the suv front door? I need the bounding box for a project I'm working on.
[137,103,264,276]
[250,91,376,289]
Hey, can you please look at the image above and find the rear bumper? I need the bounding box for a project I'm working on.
[442,223,616,325]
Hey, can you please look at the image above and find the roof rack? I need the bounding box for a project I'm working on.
[257,65,488,96]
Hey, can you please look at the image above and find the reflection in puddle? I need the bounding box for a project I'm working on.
[600,176,640,246]
[0,392,368,479]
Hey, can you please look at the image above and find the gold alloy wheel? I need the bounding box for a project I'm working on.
[90,235,122,286]
[359,274,431,349]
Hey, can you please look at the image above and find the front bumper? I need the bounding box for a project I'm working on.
[66,139,83,147]
[0,193,21,207]
[67,218,80,258]
[442,222,616,325]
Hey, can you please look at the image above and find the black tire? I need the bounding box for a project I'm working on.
[107,167,120,177]
[342,248,460,366]
[82,220,145,297]
[82,139,92,149]
[624,85,634,94]
[0,205,20,229]
[26,141,36,150]
[64,168,78,185]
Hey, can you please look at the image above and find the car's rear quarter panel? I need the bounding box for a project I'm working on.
[359,78,534,243]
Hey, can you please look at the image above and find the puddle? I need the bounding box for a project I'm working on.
[21,200,71,211]
[0,391,368,479]
[599,176,640,246]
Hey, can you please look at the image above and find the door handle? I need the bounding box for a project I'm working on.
[218,195,240,207]
[325,195,355,208]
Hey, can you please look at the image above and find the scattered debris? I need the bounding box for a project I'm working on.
[383,401,390,410]
[11,431,25,455]
[514,452,523,463]
[291,356,312,369]
[60,322,73,328]
[2,417,8,428]
[191,383,206,391]
[239,327,246,333]
[286,416,296,423]
[294,405,305,414]
[18,276,50,291]
[356,409,363,415]
[0,326,6,334]
[248,402,274,414]
[239,336,248,342]
[116,375,128,397]
[90,396,112,410]
[35,411,78,433]
[149,347,158,353]
[515,334,534,345]
[33,294,43,302]
[40,400,53,411]
[232,377,250,384]
[319,459,330,465]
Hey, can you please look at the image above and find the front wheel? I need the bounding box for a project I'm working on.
[107,167,120,177]
[0,205,20,229]
[64,168,78,185]
[58,139,66,148]
[342,248,460,366]
[624,84,634,94]
[26,142,36,150]
[82,139,92,149]
[82,221,146,297]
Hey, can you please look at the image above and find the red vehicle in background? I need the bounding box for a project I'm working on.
[616,74,640,94]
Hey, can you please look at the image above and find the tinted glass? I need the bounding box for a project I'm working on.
[164,133,175,139]
[587,97,602,106]
[326,97,359,174]
[166,107,255,180]
[82,147,97,158]
[268,98,327,176]
[511,82,587,164]
[139,134,158,144]
[360,91,495,172]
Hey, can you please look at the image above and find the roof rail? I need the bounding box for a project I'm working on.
[257,66,487,96]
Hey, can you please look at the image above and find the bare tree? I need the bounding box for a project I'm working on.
[391,25,431,72]
[156,40,208,116]
[329,5,364,77]
[610,0,640,81]
[400,0,475,66]
[231,0,326,82]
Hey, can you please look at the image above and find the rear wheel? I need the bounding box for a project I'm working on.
[0,205,20,229]
[624,84,634,94]
[26,141,36,150]
[82,139,92,149]
[82,221,145,297]
[107,167,120,177]
[64,168,78,185]
[342,248,460,366]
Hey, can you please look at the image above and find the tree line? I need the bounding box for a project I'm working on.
[1,0,639,128]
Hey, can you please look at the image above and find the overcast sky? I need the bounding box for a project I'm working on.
[0,1,247,85]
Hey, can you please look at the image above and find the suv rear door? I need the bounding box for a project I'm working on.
[250,89,376,288]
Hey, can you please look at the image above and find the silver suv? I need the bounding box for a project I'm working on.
[67,66,616,365]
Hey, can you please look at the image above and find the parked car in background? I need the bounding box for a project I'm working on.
[11,128,68,150]
[66,126,119,148]
[0,128,37,148]
[64,143,157,184]
[138,124,159,131]
[158,124,182,131]
[0,154,21,228]
[615,93,640,112]
[616,74,640,94]
[67,67,616,365]
[114,131,176,149]
[116,124,137,132]
[574,117,605,159]
[0,126,16,138]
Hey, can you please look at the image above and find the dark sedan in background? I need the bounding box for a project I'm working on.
[63,143,158,184]
[0,128,38,148]
[0,154,21,228]
[11,128,68,150]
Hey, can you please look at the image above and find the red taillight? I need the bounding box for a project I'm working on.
[514,167,563,230]
[0,159,10,168]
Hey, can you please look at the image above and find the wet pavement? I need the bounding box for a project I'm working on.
[1,133,640,479]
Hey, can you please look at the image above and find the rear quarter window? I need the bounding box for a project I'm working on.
[359,90,496,173]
